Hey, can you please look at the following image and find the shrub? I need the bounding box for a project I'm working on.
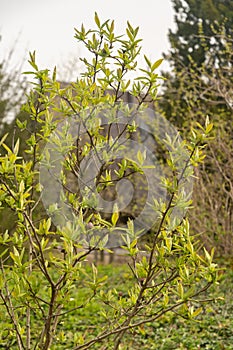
[0,13,218,349]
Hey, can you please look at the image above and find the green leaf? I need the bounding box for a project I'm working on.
[163,293,169,307]
[144,55,151,68]
[2,142,12,154]
[126,28,134,41]
[111,206,119,226]
[46,217,51,232]
[13,139,20,155]
[110,20,114,33]
[178,282,184,299]
[205,123,213,134]
[203,247,212,263]
[19,180,25,193]
[94,12,100,27]
[0,133,9,147]
[52,66,57,81]
[92,263,98,282]
[165,237,172,252]
[16,119,27,130]
[28,51,38,70]
[192,307,203,318]
[137,149,146,165]
[0,248,8,259]
[151,58,163,71]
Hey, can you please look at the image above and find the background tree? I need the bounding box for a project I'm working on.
[159,1,233,255]
[0,35,27,134]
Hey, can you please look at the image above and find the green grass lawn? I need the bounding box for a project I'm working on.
[1,260,232,349]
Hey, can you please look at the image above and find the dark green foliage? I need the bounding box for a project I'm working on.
[168,0,233,67]
[159,1,233,255]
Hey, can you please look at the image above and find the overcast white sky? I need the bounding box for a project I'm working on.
[0,0,176,80]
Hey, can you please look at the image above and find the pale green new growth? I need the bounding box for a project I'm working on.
[0,13,218,350]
